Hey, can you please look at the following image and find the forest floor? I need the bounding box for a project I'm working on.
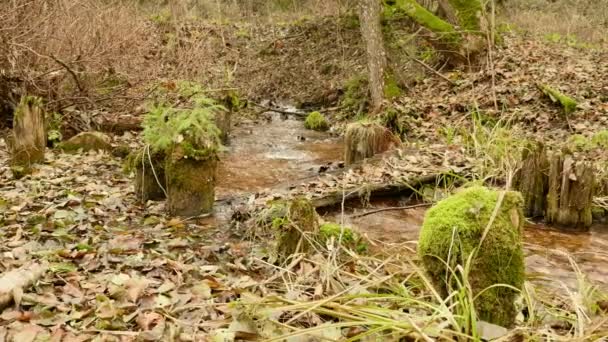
[1,8,608,342]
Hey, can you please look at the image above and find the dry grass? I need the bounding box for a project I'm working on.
[501,0,608,46]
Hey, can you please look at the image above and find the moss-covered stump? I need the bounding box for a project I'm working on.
[8,96,46,177]
[58,131,111,153]
[262,198,319,263]
[418,186,525,327]
[515,142,549,218]
[304,111,329,131]
[344,121,399,165]
[546,153,595,230]
[166,155,218,217]
[319,223,368,253]
[126,149,166,202]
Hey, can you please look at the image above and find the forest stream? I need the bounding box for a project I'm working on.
[205,112,608,292]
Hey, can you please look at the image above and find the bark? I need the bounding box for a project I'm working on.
[0,263,48,310]
[9,96,46,177]
[515,142,549,218]
[359,0,387,113]
[546,152,595,230]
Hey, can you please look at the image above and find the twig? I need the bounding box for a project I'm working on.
[351,203,433,218]
[49,54,84,93]
[405,52,456,85]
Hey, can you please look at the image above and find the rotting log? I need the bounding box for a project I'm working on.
[546,152,595,230]
[515,142,549,218]
[166,156,218,217]
[9,96,46,177]
[312,174,441,209]
[0,263,48,310]
[344,121,400,165]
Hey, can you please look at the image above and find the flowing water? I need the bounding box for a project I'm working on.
[208,111,608,289]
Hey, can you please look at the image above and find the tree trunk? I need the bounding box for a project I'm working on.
[546,152,595,230]
[359,0,387,113]
[133,149,166,202]
[9,96,46,177]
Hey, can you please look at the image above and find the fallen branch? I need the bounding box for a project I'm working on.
[0,262,48,310]
[249,101,307,118]
[351,203,433,218]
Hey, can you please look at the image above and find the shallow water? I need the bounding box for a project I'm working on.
[216,113,343,199]
[322,198,608,289]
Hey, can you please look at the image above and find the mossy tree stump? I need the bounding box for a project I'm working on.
[259,198,319,263]
[344,121,399,165]
[515,142,549,218]
[546,153,595,229]
[128,148,166,202]
[418,186,525,327]
[9,96,46,177]
[166,150,218,217]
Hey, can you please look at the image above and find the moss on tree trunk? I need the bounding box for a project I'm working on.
[272,198,319,263]
[546,153,594,230]
[165,155,217,217]
[447,0,482,32]
[213,109,231,144]
[9,96,46,178]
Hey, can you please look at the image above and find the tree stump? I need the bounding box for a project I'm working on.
[130,148,166,202]
[418,186,525,327]
[9,96,46,177]
[213,109,231,144]
[515,142,549,218]
[344,121,399,165]
[165,156,217,217]
[546,153,595,230]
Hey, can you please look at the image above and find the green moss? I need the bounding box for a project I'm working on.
[418,186,525,327]
[165,156,217,216]
[384,0,461,46]
[341,75,369,113]
[592,130,608,149]
[383,74,402,99]
[447,0,482,32]
[540,85,578,115]
[319,223,368,253]
[259,198,319,262]
[568,134,594,152]
[304,111,329,131]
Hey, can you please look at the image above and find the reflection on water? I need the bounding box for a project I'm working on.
[323,198,608,289]
[216,113,343,198]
